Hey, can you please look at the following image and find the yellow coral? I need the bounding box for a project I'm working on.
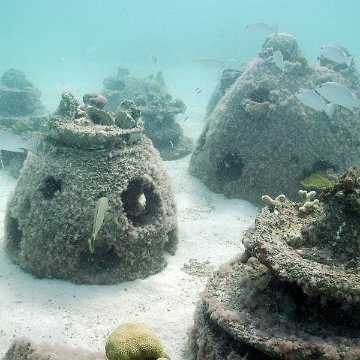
[105,323,170,360]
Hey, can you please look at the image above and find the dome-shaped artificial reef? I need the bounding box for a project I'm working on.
[4,93,178,284]
[190,34,360,205]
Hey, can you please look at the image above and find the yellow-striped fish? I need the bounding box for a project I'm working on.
[87,196,110,253]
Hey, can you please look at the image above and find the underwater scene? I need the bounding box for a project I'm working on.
[2,0,360,359]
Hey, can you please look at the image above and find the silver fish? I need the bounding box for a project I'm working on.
[0,129,39,153]
[193,58,226,68]
[245,22,277,35]
[295,89,336,118]
[320,45,352,66]
[88,197,110,253]
[272,50,285,73]
[315,82,360,110]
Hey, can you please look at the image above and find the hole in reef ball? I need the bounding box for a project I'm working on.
[121,177,161,226]
[39,175,62,200]
[217,153,245,184]
[303,160,338,179]
[249,87,270,103]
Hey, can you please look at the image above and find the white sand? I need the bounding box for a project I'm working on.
[0,82,258,358]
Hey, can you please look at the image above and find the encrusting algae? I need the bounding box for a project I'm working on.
[4,93,178,284]
[190,166,360,359]
[300,170,337,191]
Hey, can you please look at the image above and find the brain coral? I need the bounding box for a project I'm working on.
[105,323,170,360]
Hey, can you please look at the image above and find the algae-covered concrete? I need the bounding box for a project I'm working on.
[190,166,360,359]
[190,34,360,205]
[0,69,47,176]
[102,67,192,160]
[4,93,178,284]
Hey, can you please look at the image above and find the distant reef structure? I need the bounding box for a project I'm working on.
[102,67,193,160]
[4,93,178,284]
[189,33,360,205]
[190,166,360,359]
[0,69,47,176]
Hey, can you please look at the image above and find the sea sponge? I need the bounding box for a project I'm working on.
[105,323,170,360]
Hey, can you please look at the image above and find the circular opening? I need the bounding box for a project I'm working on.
[39,175,62,200]
[121,177,161,226]
[249,87,270,103]
[303,160,338,179]
[216,153,245,184]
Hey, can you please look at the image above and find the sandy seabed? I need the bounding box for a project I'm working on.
[0,79,258,359]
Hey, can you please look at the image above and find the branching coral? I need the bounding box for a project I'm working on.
[298,190,319,214]
[261,194,286,212]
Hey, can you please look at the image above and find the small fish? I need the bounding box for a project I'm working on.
[0,129,39,153]
[183,116,190,121]
[196,88,204,94]
[87,197,110,253]
[315,82,360,110]
[245,22,278,35]
[193,58,226,68]
[272,50,285,73]
[320,45,352,66]
[295,89,336,118]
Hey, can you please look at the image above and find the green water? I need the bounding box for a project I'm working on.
[1,0,359,110]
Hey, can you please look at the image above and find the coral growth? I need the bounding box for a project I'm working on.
[50,93,143,149]
[2,323,171,360]
[83,92,108,109]
[102,67,192,160]
[298,190,319,214]
[106,323,170,360]
[190,167,360,359]
[261,194,286,211]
